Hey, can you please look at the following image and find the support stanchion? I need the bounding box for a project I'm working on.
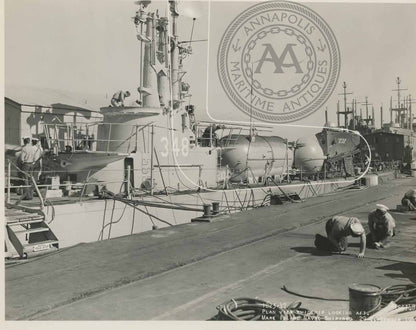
[150,125,154,195]
[7,161,11,204]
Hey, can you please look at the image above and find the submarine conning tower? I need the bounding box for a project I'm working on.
[96,0,195,154]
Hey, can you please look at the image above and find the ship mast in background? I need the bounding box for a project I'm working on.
[390,76,416,130]
[336,82,354,129]
[329,77,415,134]
[358,96,373,128]
[391,77,408,127]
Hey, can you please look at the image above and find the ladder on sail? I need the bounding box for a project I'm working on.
[5,204,59,259]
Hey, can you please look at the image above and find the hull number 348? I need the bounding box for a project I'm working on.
[160,137,190,158]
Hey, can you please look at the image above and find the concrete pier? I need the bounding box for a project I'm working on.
[5,176,416,320]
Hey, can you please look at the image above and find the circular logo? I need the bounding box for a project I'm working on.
[217,1,340,123]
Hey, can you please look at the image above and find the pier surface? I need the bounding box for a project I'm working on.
[5,176,416,320]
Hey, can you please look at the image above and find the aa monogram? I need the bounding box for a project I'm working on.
[217,1,340,123]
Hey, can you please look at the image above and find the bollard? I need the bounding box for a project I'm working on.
[203,204,212,217]
[212,202,220,215]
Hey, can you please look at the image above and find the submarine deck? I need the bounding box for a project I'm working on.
[5,176,416,320]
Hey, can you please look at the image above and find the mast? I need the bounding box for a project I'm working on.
[352,99,356,129]
[391,77,407,127]
[157,16,169,107]
[380,105,383,128]
[134,6,148,105]
[337,82,353,128]
[249,62,254,140]
[170,1,180,109]
[407,94,416,131]
[390,96,393,124]
[132,1,197,113]
[372,106,375,127]
[358,96,372,127]
[136,2,160,109]
[410,95,413,130]
[336,100,340,127]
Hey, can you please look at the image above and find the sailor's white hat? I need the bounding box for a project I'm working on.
[406,189,416,197]
[31,137,39,141]
[22,136,31,140]
[350,222,365,235]
[376,204,389,212]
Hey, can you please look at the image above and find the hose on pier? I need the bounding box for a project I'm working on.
[214,297,323,321]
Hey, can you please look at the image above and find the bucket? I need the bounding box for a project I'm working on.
[362,174,378,186]
[411,169,416,177]
[349,283,381,320]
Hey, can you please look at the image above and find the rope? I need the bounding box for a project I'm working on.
[281,283,416,320]
[97,203,128,241]
[267,177,303,203]
[101,190,174,227]
[223,191,232,214]
[44,199,56,224]
[234,190,244,210]
[130,207,136,235]
[380,284,416,306]
[215,297,323,321]
[107,199,117,239]
[282,284,416,305]
[143,204,156,227]
[281,285,348,302]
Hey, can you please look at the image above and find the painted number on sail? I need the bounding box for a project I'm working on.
[338,138,347,144]
[160,137,189,157]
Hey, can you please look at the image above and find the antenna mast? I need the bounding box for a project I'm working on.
[337,82,353,128]
[358,96,373,127]
[391,77,408,127]
[249,62,254,140]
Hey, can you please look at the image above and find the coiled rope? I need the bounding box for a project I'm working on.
[214,297,323,321]
[281,283,416,320]
[380,284,416,306]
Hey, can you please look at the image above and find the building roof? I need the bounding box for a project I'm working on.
[5,85,107,112]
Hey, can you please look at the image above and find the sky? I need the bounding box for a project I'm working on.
[5,0,416,140]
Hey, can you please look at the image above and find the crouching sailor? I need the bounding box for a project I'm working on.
[110,90,130,107]
[401,189,416,211]
[314,216,366,258]
[367,204,396,249]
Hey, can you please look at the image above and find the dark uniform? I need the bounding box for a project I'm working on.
[32,139,43,182]
[367,208,395,248]
[315,216,366,257]
[401,189,416,211]
[111,90,130,107]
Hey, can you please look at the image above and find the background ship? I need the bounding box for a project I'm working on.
[324,78,416,174]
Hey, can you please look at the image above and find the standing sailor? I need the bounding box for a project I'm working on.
[315,215,366,258]
[401,189,416,211]
[18,137,37,200]
[367,204,396,249]
[32,137,43,182]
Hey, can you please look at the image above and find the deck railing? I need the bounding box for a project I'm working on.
[42,122,155,154]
